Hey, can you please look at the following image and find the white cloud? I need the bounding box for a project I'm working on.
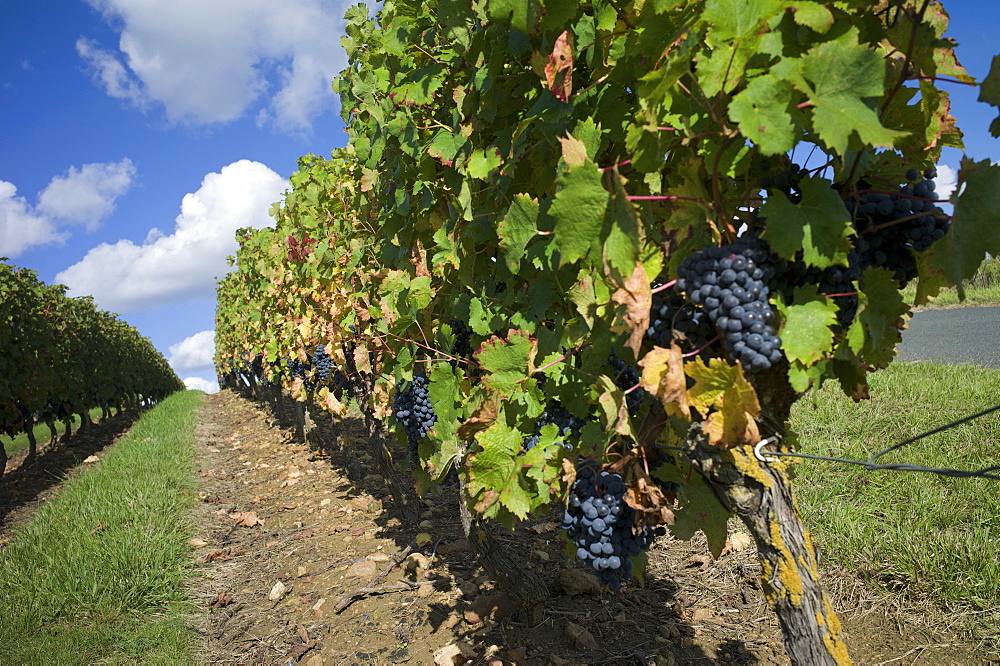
[169,330,215,372]
[37,158,136,230]
[182,376,219,393]
[79,0,349,133]
[75,38,146,108]
[0,181,68,257]
[56,159,287,313]
[935,164,958,201]
[0,160,135,258]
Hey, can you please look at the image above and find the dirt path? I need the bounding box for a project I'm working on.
[175,391,1000,664]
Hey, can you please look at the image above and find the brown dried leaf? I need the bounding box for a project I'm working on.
[231,511,263,527]
[639,344,690,418]
[544,31,574,104]
[528,522,558,534]
[456,398,498,440]
[624,461,675,530]
[189,538,210,547]
[611,264,652,359]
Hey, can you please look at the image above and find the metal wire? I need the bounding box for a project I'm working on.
[757,404,1000,481]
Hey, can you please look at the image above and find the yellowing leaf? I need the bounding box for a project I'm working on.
[687,358,760,448]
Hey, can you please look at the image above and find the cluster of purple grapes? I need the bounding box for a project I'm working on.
[391,375,436,457]
[562,465,662,590]
[523,401,587,451]
[608,355,648,417]
[845,169,947,285]
[284,356,315,391]
[675,237,783,372]
[645,286,715,355]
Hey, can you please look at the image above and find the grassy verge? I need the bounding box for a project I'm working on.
[903,283,1000,309]
[790,363,1000,615]
[3,407,106,458]
[0,390,203,664]
[903,257,1000,309]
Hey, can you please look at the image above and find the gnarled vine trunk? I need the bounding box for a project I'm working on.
[684,424,850,665]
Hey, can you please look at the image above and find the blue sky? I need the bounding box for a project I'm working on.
[1,1,999,393]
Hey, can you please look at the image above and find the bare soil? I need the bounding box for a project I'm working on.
[187,391,1000,665]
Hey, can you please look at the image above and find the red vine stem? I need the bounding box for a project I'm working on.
[651,280,677,294]
[683,335,720,358]
[599,159,631,172]
[531,343,592,376]
[825,291,858,298]
[626,195,712,206]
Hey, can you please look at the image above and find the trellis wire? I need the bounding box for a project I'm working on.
[753,404,1000,481]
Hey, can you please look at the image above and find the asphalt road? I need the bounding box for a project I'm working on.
[896,306,1000,368]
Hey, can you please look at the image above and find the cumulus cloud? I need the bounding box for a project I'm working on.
[182,376,219,393]
[169,330,216,372]
[37,158,136,230]
[935,163,958,201]
[0,181,69,257]
[56,159,287,313]
[0,159,134,258]
[79,0,349,133]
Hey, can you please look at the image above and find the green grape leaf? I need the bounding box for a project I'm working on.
[498,195,539,273]
[929,158,1000,284]
[703,0,782,43]
[800,28,907,155]
[467,147,503,180]
[550,163,610,266]
[668,468,732,559]
[426,363,461,478]
[729,75,796,156]
[428,130,467,166]
[467,422,532,521]
[781,0,834,32]
[857,267,908,368]
[475,330,537,394]
[978,55,1000,138]
[487,0,540,34]
[603,171,641,282]
[775,285,838,365]
[760,176,852,268]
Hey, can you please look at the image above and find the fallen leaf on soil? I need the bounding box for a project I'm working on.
[83,455,100,463]
[564,622,599,650]
[297,624,310,643]
[328,524,350,533]
[293,529,315,540]
[690,607,714,622]
[230,511,263,527]
[434,641,476,665]
[209,591,234,608]
[727,531,753,552]
[350,527,365,536]
[528,521,558,533]
[416,532,433,547]
[189,538,210,547]
[685,554,713,570]
[265,540,279,547]
[279,504,297,511]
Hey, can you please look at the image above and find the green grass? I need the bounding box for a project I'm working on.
[790,363,1000,612]
[3,407,106,457]
[0,390,203,665]
[903,256,1000,309]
